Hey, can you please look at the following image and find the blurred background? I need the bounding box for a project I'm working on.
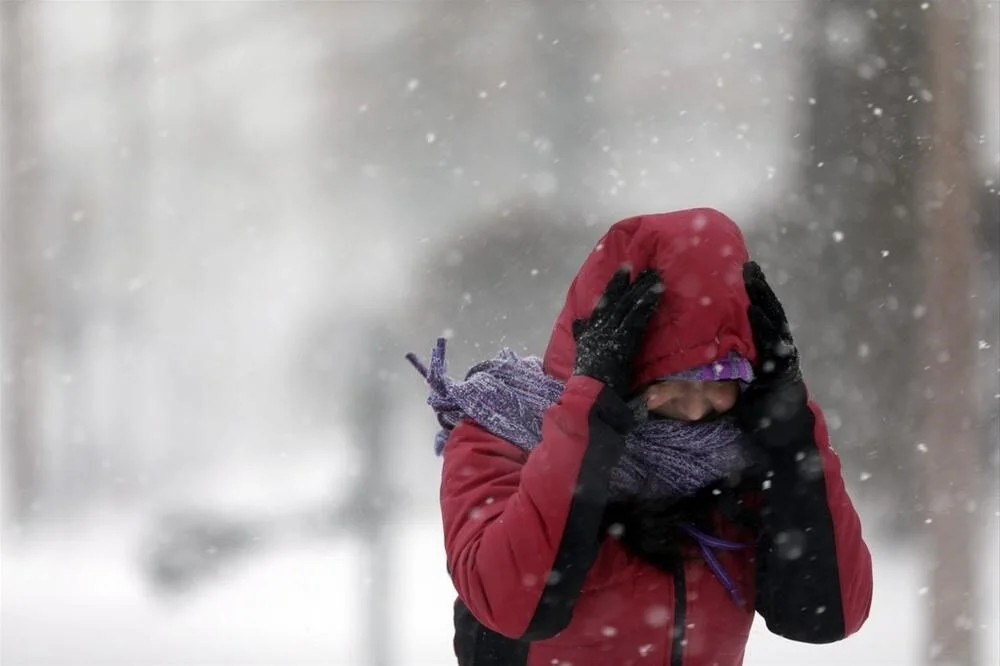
[1,1,998,665]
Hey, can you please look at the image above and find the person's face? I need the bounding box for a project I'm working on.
[642,380,740,422]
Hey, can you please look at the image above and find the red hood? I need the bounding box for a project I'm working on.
[543,208,757,392]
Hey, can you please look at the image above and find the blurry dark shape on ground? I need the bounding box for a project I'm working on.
[140,318,399,666]
[140,510,263,594]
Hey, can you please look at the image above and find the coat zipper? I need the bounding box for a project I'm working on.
[670,563,687,666]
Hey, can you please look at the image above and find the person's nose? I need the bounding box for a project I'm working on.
[681,395,711,421]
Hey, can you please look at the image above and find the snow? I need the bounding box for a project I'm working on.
[4,2,999,665]
[3,510,997,666]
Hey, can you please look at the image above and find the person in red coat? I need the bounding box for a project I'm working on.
[407,208,872,666]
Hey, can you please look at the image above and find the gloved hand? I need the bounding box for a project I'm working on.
[572,266,663,399]
[738,261,808,440]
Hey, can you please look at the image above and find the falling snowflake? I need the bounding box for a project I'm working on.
[645,605,670,627]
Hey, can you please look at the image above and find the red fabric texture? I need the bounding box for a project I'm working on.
[439,209,872,665]
[542,208,756,392]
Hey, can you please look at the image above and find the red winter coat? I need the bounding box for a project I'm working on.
[439,209,872,666]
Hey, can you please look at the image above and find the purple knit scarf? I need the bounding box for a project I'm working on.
[407,338,757,606]
[406,338,753,503]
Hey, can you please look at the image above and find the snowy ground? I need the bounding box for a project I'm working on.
[3,507,997,666]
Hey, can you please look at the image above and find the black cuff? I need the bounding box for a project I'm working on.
[592,387,635,435]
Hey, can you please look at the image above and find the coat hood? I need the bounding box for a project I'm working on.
[542,208,757,393]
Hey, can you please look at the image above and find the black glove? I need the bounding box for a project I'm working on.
[738,261,808,441]
[572,266,663,398]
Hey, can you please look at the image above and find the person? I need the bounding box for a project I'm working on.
[407,208,872,666]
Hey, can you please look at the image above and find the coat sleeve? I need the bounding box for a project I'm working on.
[439,375,632,640]
[753,393,873,643]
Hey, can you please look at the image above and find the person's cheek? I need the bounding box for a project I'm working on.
[712,385,739,414]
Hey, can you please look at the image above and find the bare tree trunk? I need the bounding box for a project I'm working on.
[352,325,393,666]
[921,2,980,665]
[1,0,45,526]
[107,0,153,500]
[796,0,929,532]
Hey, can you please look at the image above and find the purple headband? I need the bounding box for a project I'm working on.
[663,352,754,383]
